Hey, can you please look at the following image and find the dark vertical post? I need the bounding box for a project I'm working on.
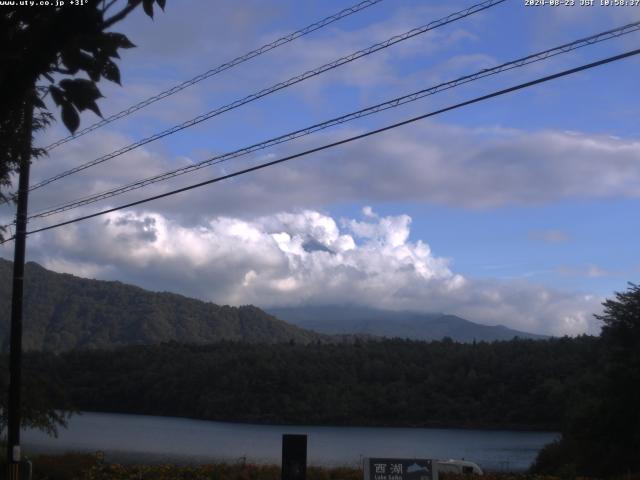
[281,434,307,480]
[7,95,33,479]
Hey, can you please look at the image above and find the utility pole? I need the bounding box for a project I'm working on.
[6,94,33,480]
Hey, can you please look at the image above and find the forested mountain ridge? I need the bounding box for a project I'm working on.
[0,259,323,352]
[0,258,545,353]
[269,305,547,342]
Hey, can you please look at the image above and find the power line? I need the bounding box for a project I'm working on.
[2,47,634,244]
[26,20,640,221]
[29,0,506,192]
[42,0,385,152]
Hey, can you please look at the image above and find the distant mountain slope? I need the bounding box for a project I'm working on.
[268,305,547,342]
[0,259,322,352]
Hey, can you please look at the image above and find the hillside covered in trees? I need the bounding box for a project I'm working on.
[8,336,598,431]
[0,259,547,352]
[0,259,323,352]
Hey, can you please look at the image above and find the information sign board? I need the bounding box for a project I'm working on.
[364,458,435,480]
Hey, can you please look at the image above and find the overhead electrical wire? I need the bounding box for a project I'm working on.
[42,0,385,152]
[25,20,640,221]
[28,0,506,192]
[0,47,634,246]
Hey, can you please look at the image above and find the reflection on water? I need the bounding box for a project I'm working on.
[22,412,558,471]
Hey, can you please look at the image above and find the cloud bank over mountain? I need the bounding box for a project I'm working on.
[16,207,601,336]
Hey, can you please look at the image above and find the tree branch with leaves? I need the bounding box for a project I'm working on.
[0,0,166,205]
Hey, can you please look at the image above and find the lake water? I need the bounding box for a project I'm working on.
[22,412,558,472]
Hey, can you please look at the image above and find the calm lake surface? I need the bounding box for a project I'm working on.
[22,412,558,471]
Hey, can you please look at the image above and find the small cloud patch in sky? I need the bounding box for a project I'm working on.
[529,229,570,243]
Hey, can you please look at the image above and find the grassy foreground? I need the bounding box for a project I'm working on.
[5,452,640,480]
[1,453,572,480]
[8,453,363,480]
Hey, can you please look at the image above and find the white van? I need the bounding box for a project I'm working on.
[435,459,483,475]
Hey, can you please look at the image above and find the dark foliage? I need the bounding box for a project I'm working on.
[8,336,599,431]
[0,352,73,438]
[532,283,640,477]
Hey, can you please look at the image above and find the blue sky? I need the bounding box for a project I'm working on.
[1,0,639,335]
[348,198,639,291]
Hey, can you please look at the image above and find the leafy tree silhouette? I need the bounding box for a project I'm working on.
[533,283,640,477]
[0,0,166,233]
